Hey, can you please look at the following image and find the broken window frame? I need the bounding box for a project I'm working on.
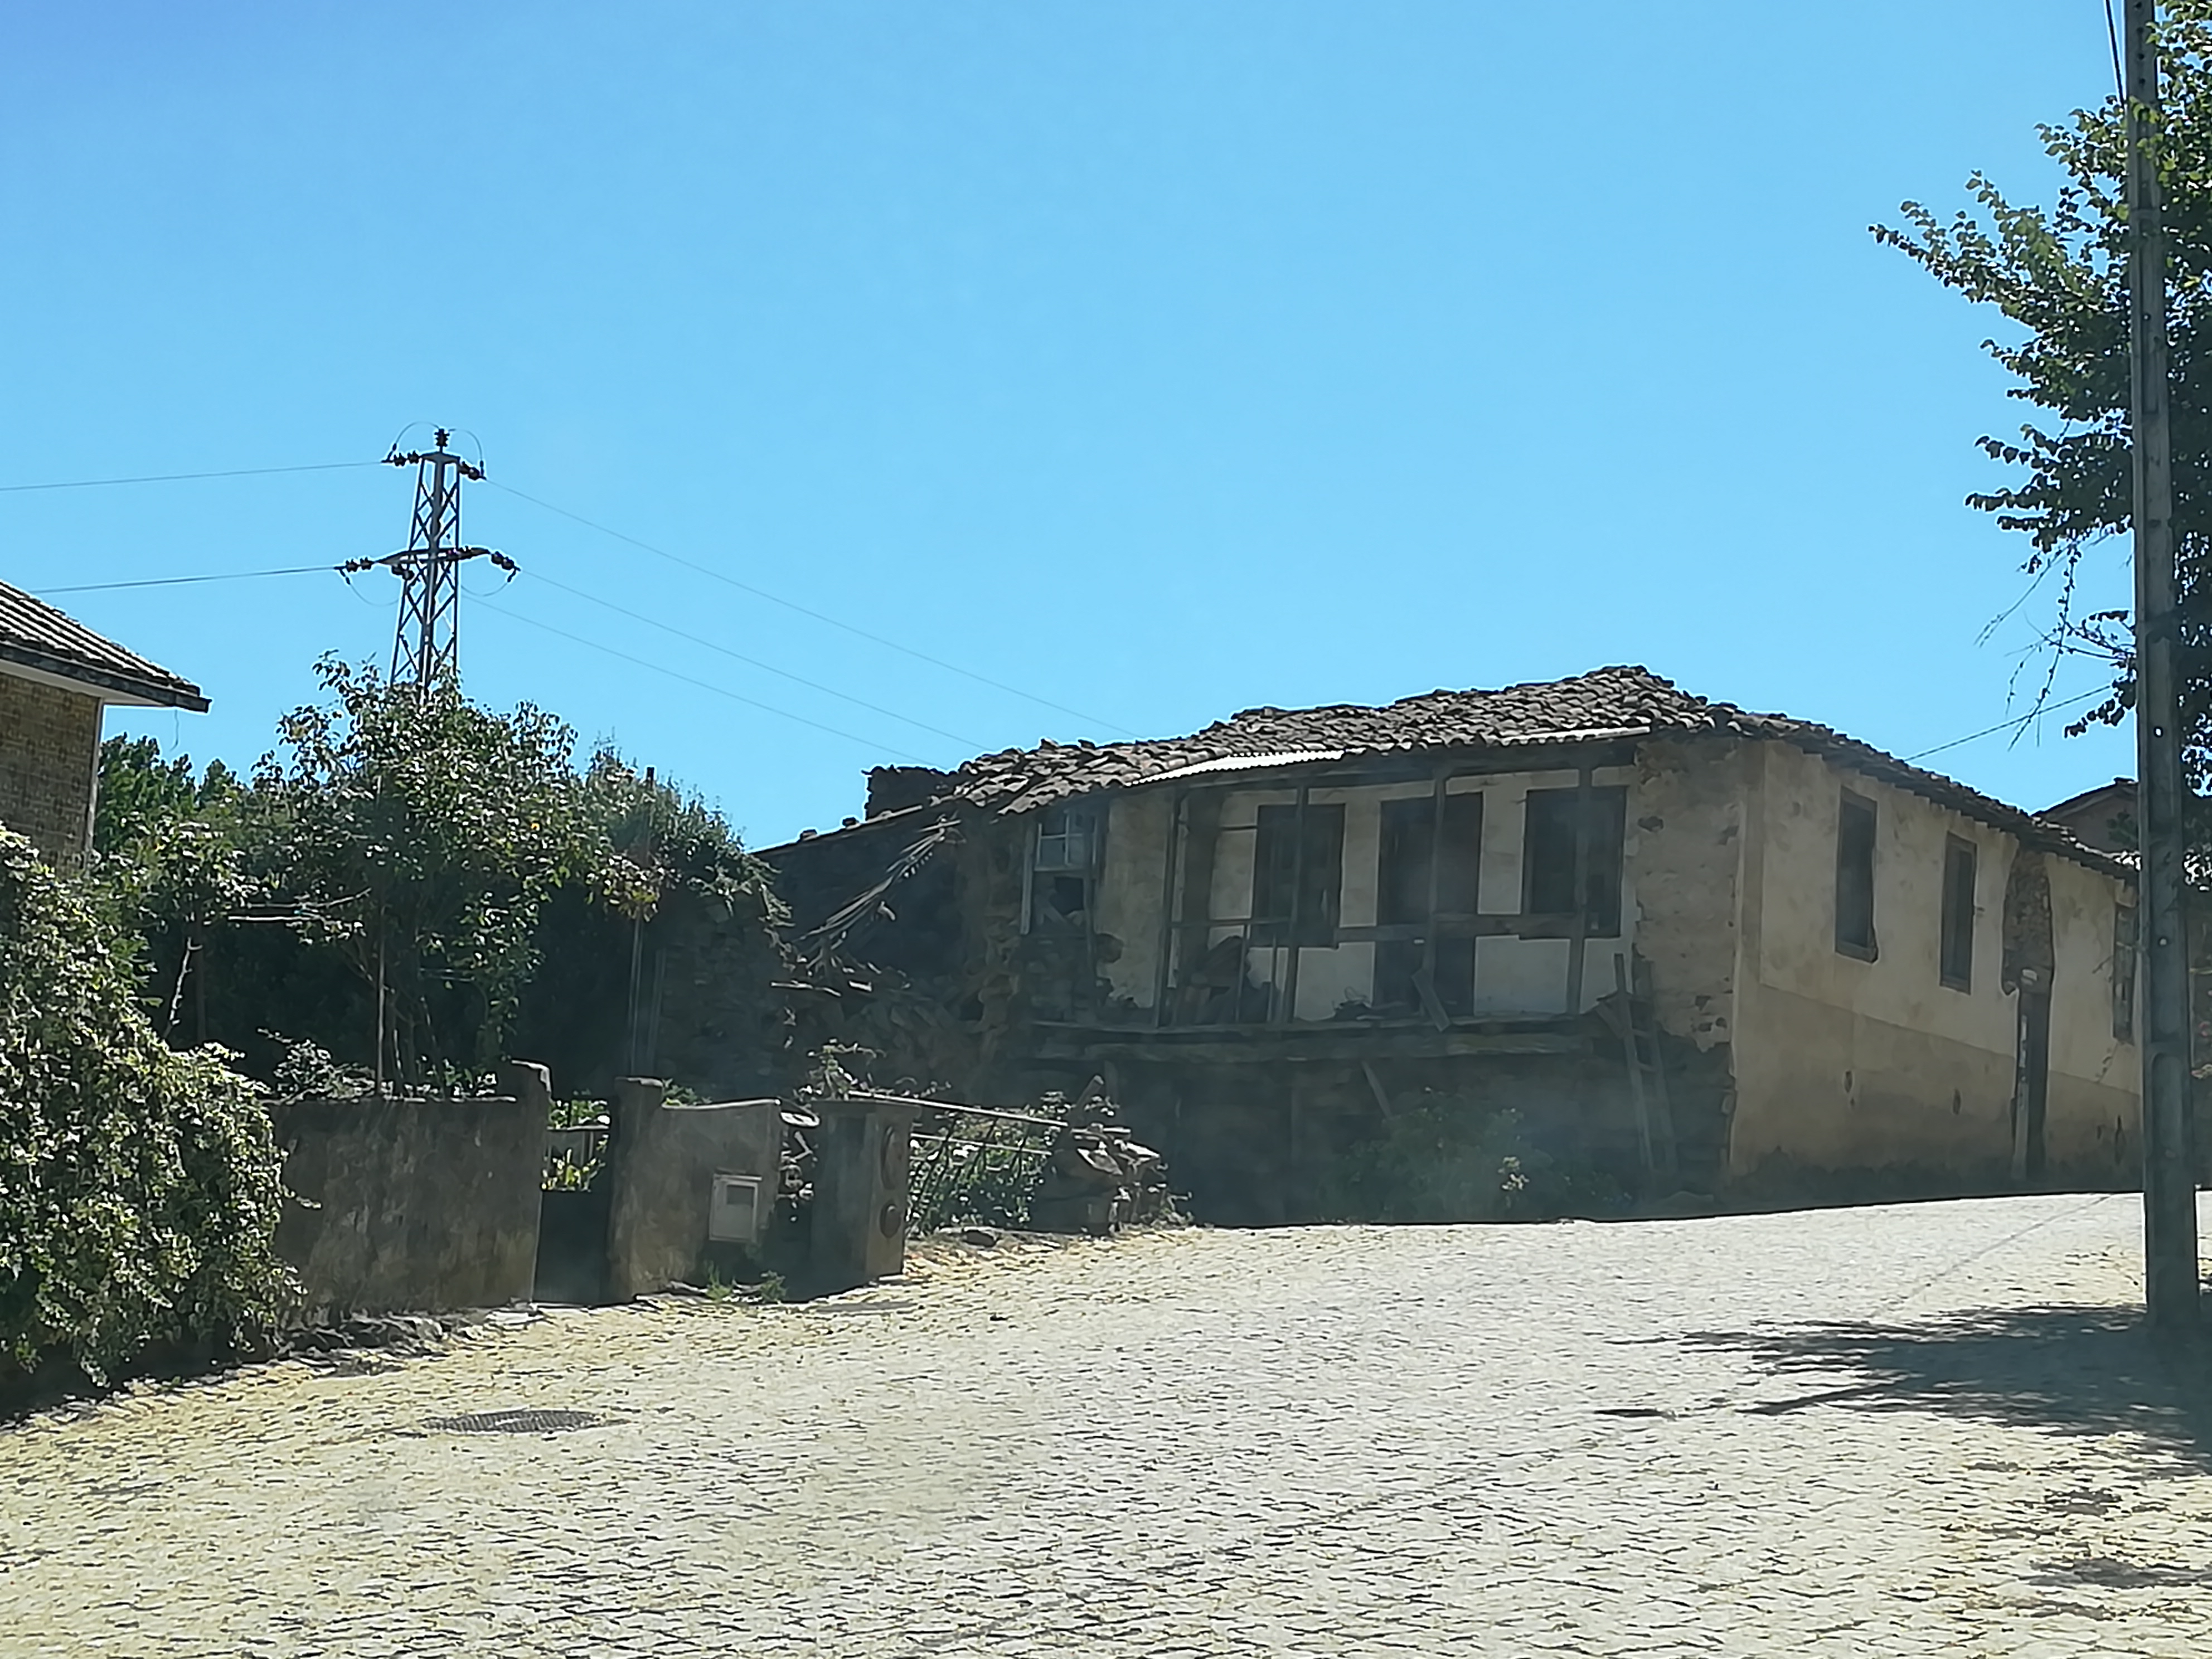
[1835,790,1879,962]
[1032,803,1102,874]
[1022,801,1105,937]
[1938,835,1977,992]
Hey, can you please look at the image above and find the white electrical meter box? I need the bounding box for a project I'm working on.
[708,1173,764,1244]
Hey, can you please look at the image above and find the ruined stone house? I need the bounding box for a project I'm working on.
[0,579,207,863]
[763,667,2142,1221]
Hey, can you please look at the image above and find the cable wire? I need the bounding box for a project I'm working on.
[482,479,1140,737]
[1901,685,2107,763]
[0,460,379,494]
[31,564,340,595]
[522,567,986,750]
[473,599,942,764]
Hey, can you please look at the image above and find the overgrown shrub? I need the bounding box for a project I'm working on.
[0,832,291,1382]
[92,687,792,1102]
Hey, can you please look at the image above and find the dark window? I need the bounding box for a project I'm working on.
[1034,803,1100,872]
[2114,903,2138,1042]
[1375,791,1483,1013]
[1523,786,1627,937]
[1251,801,1345,948]
[1835,792,1878,959]
[1939,836,1977,991]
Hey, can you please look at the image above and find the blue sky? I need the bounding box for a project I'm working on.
[0,2,2138,846]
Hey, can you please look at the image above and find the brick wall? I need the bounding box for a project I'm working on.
[0,672,103,863]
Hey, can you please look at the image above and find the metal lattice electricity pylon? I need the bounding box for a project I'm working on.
[345,430,515,688]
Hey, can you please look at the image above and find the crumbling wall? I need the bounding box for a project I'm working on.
[1093,790,1172,1015]
[646,881,797,1102]
[1623,738,1747,1188]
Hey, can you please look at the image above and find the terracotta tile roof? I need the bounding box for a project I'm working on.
[891,665,2126,877]
[0,580,208,710]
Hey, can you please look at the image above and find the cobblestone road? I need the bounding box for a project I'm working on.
[3,1195,2211,1656]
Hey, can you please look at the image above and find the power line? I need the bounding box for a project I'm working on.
[482,479,1140,738]
[0,460,378,494]
[1901,685,2107,763]
[31,564,339,595]
[473,599,942,765]
[523,567,986,750]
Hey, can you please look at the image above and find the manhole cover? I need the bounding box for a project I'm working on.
[423,1409,604,1434]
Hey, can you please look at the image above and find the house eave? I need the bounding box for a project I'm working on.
[0,644,210,711]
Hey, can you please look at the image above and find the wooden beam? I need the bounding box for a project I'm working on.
[1149,790,1184,1028]
[1565,760,1593,1017]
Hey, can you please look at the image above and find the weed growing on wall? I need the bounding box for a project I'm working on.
[0,832,291,1383]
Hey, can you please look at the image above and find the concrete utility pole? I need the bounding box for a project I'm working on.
[351,430,513,687]
[2123,0,2201,1330]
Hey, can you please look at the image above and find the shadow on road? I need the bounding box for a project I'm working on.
[1677,1303,2212,1477]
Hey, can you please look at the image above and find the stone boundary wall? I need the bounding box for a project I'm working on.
[273,1089,547,1314]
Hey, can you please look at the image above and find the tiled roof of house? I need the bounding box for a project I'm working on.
[882,665,2126,876]
[0,580,208,710]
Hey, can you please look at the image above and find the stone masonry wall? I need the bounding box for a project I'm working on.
[0,673,103,864]
[272,1093,547,1314]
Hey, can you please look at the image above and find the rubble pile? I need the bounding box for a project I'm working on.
[1029,1094,1170,1236]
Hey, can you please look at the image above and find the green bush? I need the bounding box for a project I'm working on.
[0,832,291,1382]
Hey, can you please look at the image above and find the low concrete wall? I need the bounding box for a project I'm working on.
[811,1097,919,1292]
[274,1088,548,1314]
[605,1079,784,1300]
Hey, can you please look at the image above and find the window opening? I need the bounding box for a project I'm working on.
[1034,803,1100,873]
[1939,836,1976,991]
[1376,790,1482,1014]
[1835,792,1878,960]
[1251,801,1345,949]
[1524,786,1627,937]
[1025,802,1102,935]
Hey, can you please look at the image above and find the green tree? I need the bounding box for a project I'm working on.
[0,831,290,1382]
[252,659,612,1086]
[1875,3,2212,778]
[95,742,251,1040]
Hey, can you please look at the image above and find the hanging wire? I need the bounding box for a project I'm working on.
[483,478,1141,737]
[0,460,378,494]
[1901,685,2107,763]
[31,564,339,595]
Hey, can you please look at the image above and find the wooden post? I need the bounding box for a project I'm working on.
[1564,762,1594,1017]
[1423,768,1448,997]
[2125,0,2201,1330]
[1278,785,1311,1024]
[1151,790,1185,1027]
[1174,790,1223,1023]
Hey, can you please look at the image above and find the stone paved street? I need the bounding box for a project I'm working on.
[3,1195,2211,1656]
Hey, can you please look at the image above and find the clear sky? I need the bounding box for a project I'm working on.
[0,2,2140,847]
